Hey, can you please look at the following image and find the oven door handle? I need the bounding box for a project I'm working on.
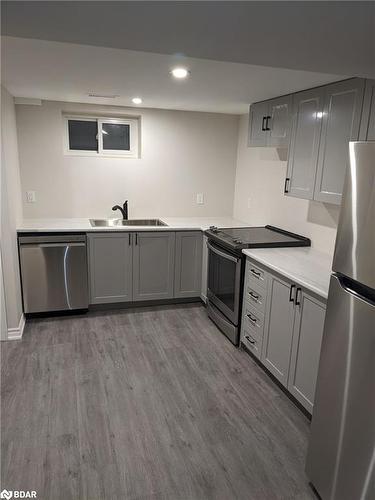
[207,242,240,263]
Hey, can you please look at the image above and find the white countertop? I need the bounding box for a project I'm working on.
[16,216,248,233]
[243,247,333,299]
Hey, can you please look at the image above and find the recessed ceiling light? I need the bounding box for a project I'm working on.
[132,97,143,105]
[170,67,190,79]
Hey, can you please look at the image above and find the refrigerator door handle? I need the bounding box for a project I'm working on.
[337,274,375,306]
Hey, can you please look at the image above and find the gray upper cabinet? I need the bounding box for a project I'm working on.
[88,232,133,304]
[261,273,295,385]
[248,101,269,147]
[267,95,293,147]
[359,79,375,141]
[314,78,365,205]
[174,231,202,298]
[248,96,292,148]
[133,232,175,301]
[285,88,325,200]
[288,290,326,413]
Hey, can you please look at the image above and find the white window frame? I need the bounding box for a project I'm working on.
[98,118,138,157]
[64,116,98,156]
[64,115,139,158]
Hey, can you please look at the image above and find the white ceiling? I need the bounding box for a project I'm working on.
[2,36,341,114]
[2,1,374,78]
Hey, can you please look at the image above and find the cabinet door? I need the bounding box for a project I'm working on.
[359,79,375,141]
[248,101,268,147]
[133,232,175,301]
[285,88,325,200]
[174,231,202,298]
[267,95,293,147]
[288,290,326,413]
[88,233,132,304]
[314,78,365,205]
[262,274,295,386]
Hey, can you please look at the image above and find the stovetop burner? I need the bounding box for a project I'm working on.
[205,225,311,253]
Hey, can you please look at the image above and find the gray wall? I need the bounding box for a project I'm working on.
[16,100,239,219]
[1,85,24,334]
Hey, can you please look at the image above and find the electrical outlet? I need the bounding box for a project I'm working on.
[26,191,36,203]
[196,193,204,205]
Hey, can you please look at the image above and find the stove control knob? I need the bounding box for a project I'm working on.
[234,238,243,244]
[209,226,219,233]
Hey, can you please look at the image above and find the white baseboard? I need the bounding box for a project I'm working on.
[7,314,25,340]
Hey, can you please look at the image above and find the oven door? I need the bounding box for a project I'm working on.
[207,241,242,325]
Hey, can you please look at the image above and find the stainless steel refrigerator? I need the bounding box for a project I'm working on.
[306,141,375,500]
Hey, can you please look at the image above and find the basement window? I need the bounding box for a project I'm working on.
[64,116,139,157]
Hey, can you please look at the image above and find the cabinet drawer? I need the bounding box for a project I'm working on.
[244,283,267,314]
[243,303,265,339]
[241,325,262,359]
[246,261,268,290]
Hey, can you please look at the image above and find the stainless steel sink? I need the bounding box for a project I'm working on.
[89,218,168,227]
[116,219,168,226]
[89,219,121,227]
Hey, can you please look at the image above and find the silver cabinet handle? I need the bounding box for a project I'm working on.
[249,291,259,300]
[247,313,257,323]
[295,287,301,306]
[207,242,239,263]
[250,268,261,278]
[245,335,256,345]
[289,284,296,303]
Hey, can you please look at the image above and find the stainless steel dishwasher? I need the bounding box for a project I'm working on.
[19,234,89,314]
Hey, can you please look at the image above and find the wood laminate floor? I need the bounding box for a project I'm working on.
[1,304,317,500]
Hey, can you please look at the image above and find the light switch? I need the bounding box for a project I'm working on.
[196,193,204,205]
[26,191,36,203]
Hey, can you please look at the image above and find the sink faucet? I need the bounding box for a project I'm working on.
[112,200,128,219]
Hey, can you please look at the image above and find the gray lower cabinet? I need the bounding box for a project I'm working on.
[241,258,326,413]
[174,231,202,298]
[285,87,324,200]
[88,230,205,305]
[133,231,175,301]
[313,78,365,205]
[359,79,375,141]
[261,273,296,385]
[88,232,133,304]
[288,290,326,413]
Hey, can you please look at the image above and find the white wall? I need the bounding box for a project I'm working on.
[233,115,340,255]
[1,86,24,333]
[16,100,239,219]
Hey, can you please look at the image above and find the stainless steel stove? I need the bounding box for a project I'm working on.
[205,224,311,254]
[204,225,311,345]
